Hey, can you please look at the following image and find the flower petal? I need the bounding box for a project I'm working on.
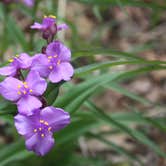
[30,22,43,29]
[48,62,74,83]
[0,66,17,76]
[16,53,32,69]
[0,77,22,101]
[25,133,38,152]
[42,17,55,29]
[57,23,68,31]
[41,106,70,132]
[14,114,34,137]
[26,71,47,96]
[58,62,74,81]
[17,95,42,115]
[59,42,71,62]
[48,68,61,83]
[26,133,54,156]
[46,41,71,62]
[31,54,50,77]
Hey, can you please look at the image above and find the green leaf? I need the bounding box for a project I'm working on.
[87,132,143,165]
[75,60,166,77]
[0,100,17,116]
[0,139,33,166]
[55,118,99,146]
[6,16,29,51]
[52,65,166,116]
[66,85,98,114]
[72,48,144,60]
[0,150,32,166]
[44,82,62,105]
[103,82,151,105]
[111,65,166,82]
[70,0,166,10]
[86,101,166,158]
[53,73,119,108]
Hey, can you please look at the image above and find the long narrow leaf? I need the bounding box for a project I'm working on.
[86,101,166,158]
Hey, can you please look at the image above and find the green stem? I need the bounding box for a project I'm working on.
[29,0,40,50]
[0,110,16,116]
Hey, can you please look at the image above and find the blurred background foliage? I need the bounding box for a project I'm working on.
[0,0,166,165]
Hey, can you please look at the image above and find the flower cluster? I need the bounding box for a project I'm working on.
[0,15,73,156]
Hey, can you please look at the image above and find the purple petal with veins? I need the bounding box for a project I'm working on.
[32,41,74,83]
[14,106,70,156]
[0,71,47,115]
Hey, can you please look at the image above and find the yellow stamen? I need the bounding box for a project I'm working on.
[57,60,61,65]
[8,59,14,63]
[48,56,52,59]
[40,120,44,123]
[43,15,47,18]
[17,84,21,88]
[41,134,45,138]
[15,54,19,57]
[49,66,53,70]
[17,91,21,95]
[49,15,56,19]
[44,122,49,126]
[29,89,33,93]
[39,127,42,131]
[23,82,27,85]
[24,84,28,88]
[48,127,52,131]
[33,129,37,133]
[23,90,27,95]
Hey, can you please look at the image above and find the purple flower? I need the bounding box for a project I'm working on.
[0,53,32,77]
[0,71,47,115]
[14,106,70,156]
[30,15,68,39]
[32,41,74,83]
[23,0,34,7]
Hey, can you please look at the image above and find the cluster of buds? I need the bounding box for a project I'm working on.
[0,15,74,156]
[31,15,68,43]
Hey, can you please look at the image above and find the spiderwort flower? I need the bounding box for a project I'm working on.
[0,53,32,77]
[0,71,47,115]
[14,106,70,156]
[32,41,74,83]
[31,15,68,40]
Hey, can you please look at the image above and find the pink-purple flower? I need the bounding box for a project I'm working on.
[0,53,32,77]
[31,15,68,40]
[0,71,47,115]
[32,41,74,83]
[31,15,68,32]
[14,106,70,156]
